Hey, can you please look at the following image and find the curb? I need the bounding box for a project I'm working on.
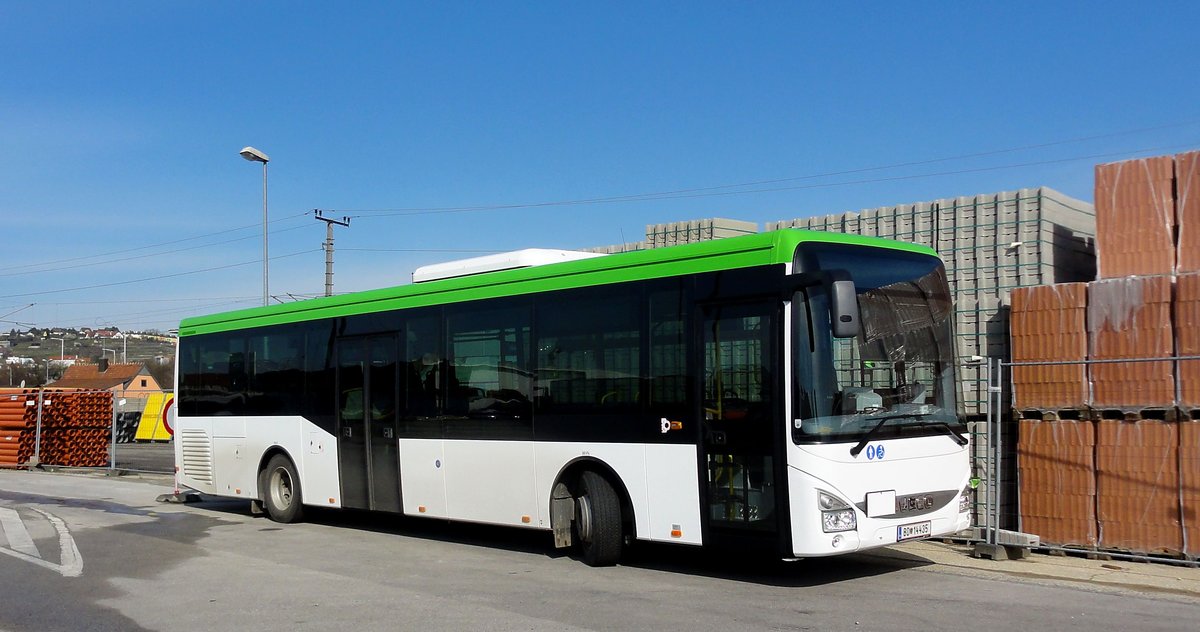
[870,540,1200,599]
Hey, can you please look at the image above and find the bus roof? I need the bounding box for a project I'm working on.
[178,228,936,336]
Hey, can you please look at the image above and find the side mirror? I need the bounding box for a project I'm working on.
[784,268,861,338]
[827,272,861,339]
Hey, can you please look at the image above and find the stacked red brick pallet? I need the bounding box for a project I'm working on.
[1013,151,1200,558]
[0,389,39,468]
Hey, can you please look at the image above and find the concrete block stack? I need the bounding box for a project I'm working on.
[584,218,755,254]
[1013,150,1200,557]
[644,218,758,249]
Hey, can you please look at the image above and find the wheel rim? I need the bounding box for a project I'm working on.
[270,467,293,510]
[576,493,593,543]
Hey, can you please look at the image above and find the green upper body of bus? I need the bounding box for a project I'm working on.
[178,228,961,445]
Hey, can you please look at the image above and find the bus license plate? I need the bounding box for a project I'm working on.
[897,521,931,542]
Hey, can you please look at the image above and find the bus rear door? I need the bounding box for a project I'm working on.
[336,334,402,513]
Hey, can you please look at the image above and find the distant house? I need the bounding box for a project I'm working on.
[49,356,80,368]
[51,360,162,395]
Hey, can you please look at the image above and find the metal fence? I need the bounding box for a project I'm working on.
[0,388,174,474]
[968,356,1200,565]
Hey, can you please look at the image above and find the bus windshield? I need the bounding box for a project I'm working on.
[793,245,961,444]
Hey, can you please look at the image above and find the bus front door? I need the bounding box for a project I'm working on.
[336,335,402,513]
[700,302,781,544]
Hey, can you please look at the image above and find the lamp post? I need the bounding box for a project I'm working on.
[50,337,65,382]
[239,146,271,306]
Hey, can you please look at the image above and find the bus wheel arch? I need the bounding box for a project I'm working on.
[258,449,305,524]
[551,458,634,566]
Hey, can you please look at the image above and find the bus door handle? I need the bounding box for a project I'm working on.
[383,428,395,439]
[342,427,353,438]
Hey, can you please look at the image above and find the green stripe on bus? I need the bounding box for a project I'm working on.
[179,228,935,336]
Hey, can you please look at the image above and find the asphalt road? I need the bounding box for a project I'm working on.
[0,470,1196,631]
[110,442,174,473]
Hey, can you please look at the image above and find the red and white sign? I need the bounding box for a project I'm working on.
[161,397,175,436]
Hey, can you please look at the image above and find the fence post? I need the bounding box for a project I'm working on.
[109,391,116,472]
[982,358,994,545]
[992,357,1003,545]
[31,389,44,467]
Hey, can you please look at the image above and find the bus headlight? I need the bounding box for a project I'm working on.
[819,491,857,533]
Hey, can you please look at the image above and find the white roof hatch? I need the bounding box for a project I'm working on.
[412,248,607,283]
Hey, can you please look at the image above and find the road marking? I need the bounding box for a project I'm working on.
[0,507,40,557]
[0,506,83,577]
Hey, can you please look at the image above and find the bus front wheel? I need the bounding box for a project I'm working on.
[575,470,622,566]
[261,454,305,524]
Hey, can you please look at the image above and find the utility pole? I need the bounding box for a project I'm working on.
[314,210,351,297]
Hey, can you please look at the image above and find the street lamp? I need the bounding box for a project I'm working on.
[239,146,270,306]
[50,337,65,381]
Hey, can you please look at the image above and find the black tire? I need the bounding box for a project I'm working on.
[261,454,305,523]
[575,470,623,566]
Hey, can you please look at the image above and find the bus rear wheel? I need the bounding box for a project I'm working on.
[575,470,622,566]
[261,454,305,524]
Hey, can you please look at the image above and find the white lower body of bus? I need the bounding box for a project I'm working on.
[174,415,971,561]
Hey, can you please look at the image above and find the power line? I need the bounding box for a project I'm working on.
[0,222,314,278]
[327,121,1200,217]
[342,248,502,253]
[90,299,262,322]
[0,249,320,299]
[334,140,1199,218]
[658,142,1200,202]
[30,296,259,305]
[1,211,313,273]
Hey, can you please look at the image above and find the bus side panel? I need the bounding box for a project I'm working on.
[175,417,216,495]
[643,443,703,544]
[399,438,448,518]
[211,417,251,498]
[443,440,538,527]
[228,417,342,509]
[533,443,652,541]
[213,437,255,499]
[532,446,700,544]
[296,422,341,509]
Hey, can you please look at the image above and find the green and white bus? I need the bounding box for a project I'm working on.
[174,229,971,566]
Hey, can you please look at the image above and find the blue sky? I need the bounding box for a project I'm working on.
[2,2,1198,331]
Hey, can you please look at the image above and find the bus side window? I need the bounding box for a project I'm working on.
[402,314,442,431]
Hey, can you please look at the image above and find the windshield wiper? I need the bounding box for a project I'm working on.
[848,413,933,457]
[908,420,970,446]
